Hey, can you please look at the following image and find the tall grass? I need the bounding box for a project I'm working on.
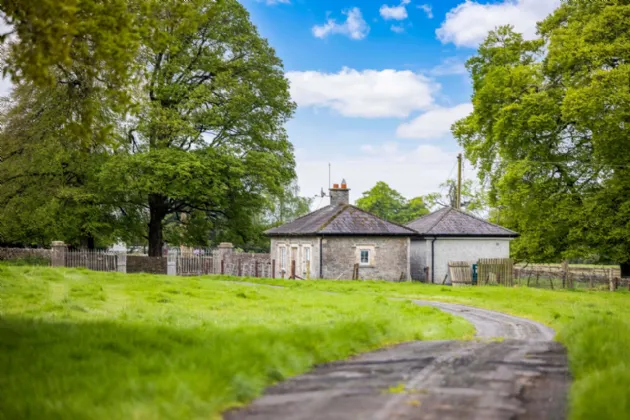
[0,266,473,420]
[214,275,630,420]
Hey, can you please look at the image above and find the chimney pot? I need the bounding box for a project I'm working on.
[329,179,350,206]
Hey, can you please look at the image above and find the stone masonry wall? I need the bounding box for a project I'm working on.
[0,248,52,263]
[322,236,409,282]
[127,256,167,274]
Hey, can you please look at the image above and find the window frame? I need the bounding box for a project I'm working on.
[359,249,371,266]
[278,245,287,271]
[303,245,312,276]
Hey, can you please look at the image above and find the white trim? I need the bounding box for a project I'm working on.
[356,245,376,267]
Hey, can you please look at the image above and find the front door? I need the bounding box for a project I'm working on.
[291,247,298,277]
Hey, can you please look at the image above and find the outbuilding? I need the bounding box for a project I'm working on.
[265,181,416,281]
[406,207,519,284]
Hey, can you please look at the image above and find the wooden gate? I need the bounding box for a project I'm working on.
[448,261,473,287]
[478,258,514,286]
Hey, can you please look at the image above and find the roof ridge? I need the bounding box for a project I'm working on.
[283,204,332,224]
[316,204,349,232]
[449,207,517,234]
[424,206,453,234]
[347,204,417,233]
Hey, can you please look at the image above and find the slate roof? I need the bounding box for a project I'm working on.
[406,207,519,237]
[265,204,416,237]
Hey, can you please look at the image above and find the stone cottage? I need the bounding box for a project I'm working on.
[265,181,416,281]
[406,207,519,283]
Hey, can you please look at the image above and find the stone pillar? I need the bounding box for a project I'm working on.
[167,248,177,276]
[116,252,127,273]
[51,241,67,267]
[213,242,234,274]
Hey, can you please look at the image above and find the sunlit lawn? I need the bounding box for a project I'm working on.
[0,266,472,420]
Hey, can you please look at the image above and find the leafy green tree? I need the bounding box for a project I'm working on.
[0,0,149,140]
[453,1,630,273]
[101,0,296,256]
[0,79,129,248]
[0,0,143,86]
[356,182,428,224]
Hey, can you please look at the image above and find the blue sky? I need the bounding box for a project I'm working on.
[242,0,559,206]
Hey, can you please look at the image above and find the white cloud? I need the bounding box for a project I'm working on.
[296,143,460,204]
[437,0,560,47]
[390,24,405,33]
[286,67,439,118]
[418,4,433,19]
[429,57,468,76]
[396,103,473,139]
[312,8,370,40]
[380,0,411,20]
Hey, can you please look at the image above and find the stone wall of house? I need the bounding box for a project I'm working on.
[127,256,167,274]
[322,236,410,281]
[0,247,52,263]
[270,237,321,279]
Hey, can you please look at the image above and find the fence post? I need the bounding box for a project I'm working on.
[51,241,67,267]
[167,249,177,276]
[255,260,259,277]
[117,252,127,273]
[561,260,568,289]
[272,259,276,279]
[609,270,615,291]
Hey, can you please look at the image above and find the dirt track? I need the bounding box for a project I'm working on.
[224,301,569,420]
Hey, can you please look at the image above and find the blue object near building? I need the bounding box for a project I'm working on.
[472,264,478,285]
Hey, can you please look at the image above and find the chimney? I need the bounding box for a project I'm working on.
[330,179,350,206]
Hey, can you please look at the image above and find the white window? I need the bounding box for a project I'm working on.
[360,249,370,265]
[355,244,376,266]
[303,246,312,277]
[279,246,286,270]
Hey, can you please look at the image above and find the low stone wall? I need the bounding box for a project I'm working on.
[226,253,271,266]
[0,247,52,264]
[127,256,167,275]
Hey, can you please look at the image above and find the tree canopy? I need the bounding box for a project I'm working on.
[453,0,630,271]
[0,0,297,253]
[355,182,429,224]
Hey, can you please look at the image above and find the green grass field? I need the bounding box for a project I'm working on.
[213,276,630,420]
[0,266,473,420]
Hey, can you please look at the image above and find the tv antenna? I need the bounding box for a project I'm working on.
[314,162,331,199]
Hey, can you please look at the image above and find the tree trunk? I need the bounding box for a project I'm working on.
[148,194,167,257]
[79,234,96,250]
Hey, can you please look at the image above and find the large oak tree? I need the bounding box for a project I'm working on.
[101,0,296,255]
[453,0,630,273]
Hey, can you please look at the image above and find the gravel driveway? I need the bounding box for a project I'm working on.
[224,300,569,420]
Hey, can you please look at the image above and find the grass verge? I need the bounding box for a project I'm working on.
[0,266,473,420]
[210,275,630,420]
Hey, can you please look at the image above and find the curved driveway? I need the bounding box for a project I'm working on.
[225,301,569,420]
